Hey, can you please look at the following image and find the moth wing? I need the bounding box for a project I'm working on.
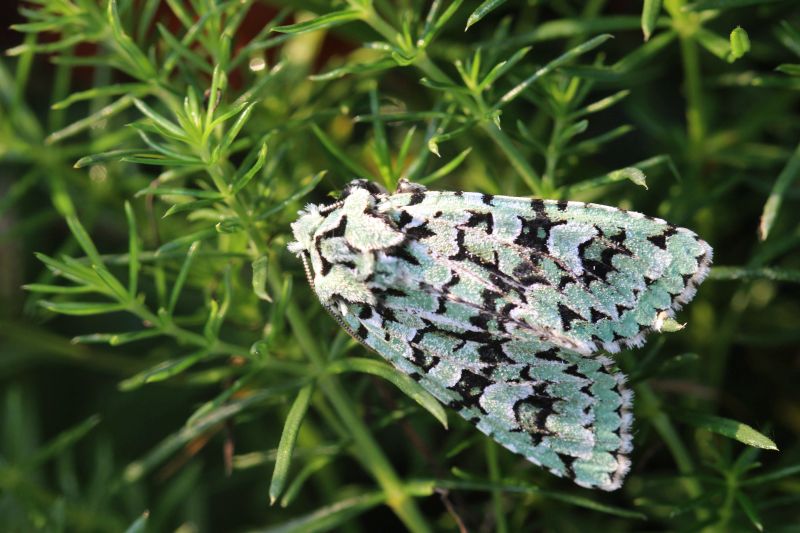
[337,301,633,491]
[379,191,712,354]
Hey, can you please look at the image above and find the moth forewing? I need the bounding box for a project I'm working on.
[288,179,712,490]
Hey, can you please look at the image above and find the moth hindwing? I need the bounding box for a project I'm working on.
[288,178,712,491]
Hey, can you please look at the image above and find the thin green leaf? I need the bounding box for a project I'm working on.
[695,28,731,61]
[64,216,103,268]
[478,47,531,91]
[123,512,150,533]
[51,83,150,110]
[168,241,200,314]
[232,142,268,194]
[641,0,662,41]
[483,16,642,51]
[26,414,101,467]
[368,86,391,184]
[134,187,223,200]
[419,77,472,94]
[157,228,218,254]
[309,58,396,81]
[270,384,314,504]
[312,124,372,179]
[47,95,134,144]
[736,492,764,532]
[252,256,271,302]
[776,64,800,76]
[107,0,156,79]
[73,329,162,346]
[759,140,800,240]
[203,267,231,340]
[162,199,219,218]
[328,357,447,429]
[73,149,146,168]
[497,34,613,107]
[215,102,256,157]
[208,98,252,130]
[683,0,784,11]
[157,23,213,75]
[395,126,417,173]
[125,202,139,297]
[272,9,363,35]
[742,464,800,486]
[433,478,647,519]
[133,98,187,140]
[708,266,800,284]
[123,387,293,483]
[259,491,385,533]
[570,89,631,119]
[419,0,464,49]
[565,124,634,155]
[279,455,334,507]
[255,172,325,220]
[118,349,209,390]
[676,411,778,450]
[418,147,472,184]
[23,283,95,294]
[39,301,128,316]
[466,0,507,31]
[34,253,103,290]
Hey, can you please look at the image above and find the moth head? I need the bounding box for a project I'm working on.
[287,204,324,256]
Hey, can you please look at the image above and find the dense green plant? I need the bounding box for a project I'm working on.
[2,0,800,530]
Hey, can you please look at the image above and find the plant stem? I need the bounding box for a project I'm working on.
[361,9,544,196]
[268,266,431,533]
[633,379,708,523]
[665,0,705,169]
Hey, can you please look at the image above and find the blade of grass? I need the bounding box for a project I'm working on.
[759,140,800,240]
[270,384,314,504]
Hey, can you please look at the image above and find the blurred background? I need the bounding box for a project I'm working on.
[1,0,800,531]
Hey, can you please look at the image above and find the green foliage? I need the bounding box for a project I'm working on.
[1,0,799,531]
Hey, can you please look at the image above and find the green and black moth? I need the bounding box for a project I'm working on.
[289,179,712,491]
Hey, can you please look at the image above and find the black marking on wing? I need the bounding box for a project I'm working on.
[514,216,567,253]
[315,214,349,276]
[476,340,514,364]
[385,243,420,265]
[536,347,566,363]
[559,453,577,477]
[397,210,413,228]
[449,229,468,261]
[408,191,425,205]
[404,221,435,240]
[464,211,495,234]
[512,262,550,286]
[448,369,493,413]
[564,364,586,379]
[558,303,585,331]
[647,226,678,250]
[590,308,611,322]
[530,199,546,218]
[512,382,558,445]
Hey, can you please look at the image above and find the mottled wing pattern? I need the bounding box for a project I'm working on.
[289,181,712,491]
[338,298,633,490]
[377,191,712,354]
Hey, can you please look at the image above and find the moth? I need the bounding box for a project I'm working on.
[288,179,712,490]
